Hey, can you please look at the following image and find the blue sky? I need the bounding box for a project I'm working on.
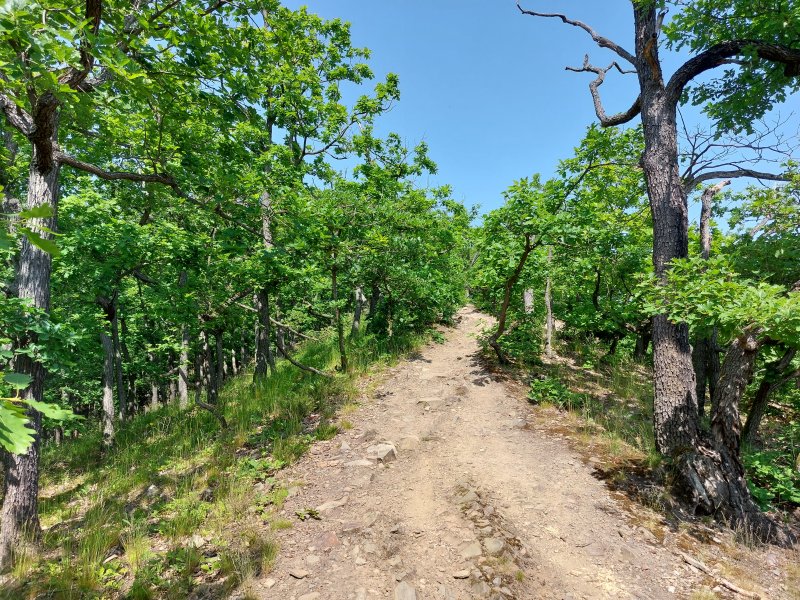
[282,1,796,219]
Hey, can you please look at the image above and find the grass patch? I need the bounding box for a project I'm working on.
[4,328,429,598]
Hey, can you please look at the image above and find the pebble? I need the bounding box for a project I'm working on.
[461,541,482,559]
[366,443,397,463]
[395,581,417,600]
[289,568,309,579]
[453,569,470,579]
[299,594,320,600]
[484,538,504,555]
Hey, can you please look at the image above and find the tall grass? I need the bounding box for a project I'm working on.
[2,327,429,599]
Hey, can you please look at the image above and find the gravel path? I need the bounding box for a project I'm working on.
[254,306,710,599]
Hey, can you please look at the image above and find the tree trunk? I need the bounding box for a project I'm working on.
[634,6,700,457]
[0,128,60,569]
[148,352,159,412]
[685,331,788,541]
[177,270,190,408]
[352,286,367,336]
[629,8,786,541]
[692,335,720,418]
[742,347,796,445]
[100,332,116,445]
[332,252,348,372]
[201,330,217,405]
[523,288,534,314]
[634,326,651,362]
[544,247,554,357]
[692,181,728,417]
[111,297,127,420]
[368,283,380,318]
[489,234,535,363]
[254,288,275,380]
[230,348,238,376]
[215,328,224,387]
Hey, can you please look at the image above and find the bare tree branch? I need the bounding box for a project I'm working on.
[59,0,103,90]
[276,336,332,378]
[0,94,32,136]
[55,150,178,186]
[516,2,637,66]
[566,56,642,127]
[667,40,800,104]
[686,168,791,190]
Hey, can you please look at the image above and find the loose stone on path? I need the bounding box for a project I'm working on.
[394,581,417,600]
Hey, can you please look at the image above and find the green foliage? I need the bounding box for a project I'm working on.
[527,376,584,409]
[665,1,800,133]
[745,450,800,509]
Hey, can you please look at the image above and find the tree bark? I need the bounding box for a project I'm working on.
[0,115,60,570]
[633,325,651,362]
[368,283,380,318]
[111,297,127,420]
[332,250,348,372]
[201,329,217,405]
[352,286,367,336]
[687,331,787,541]
[254,288,275,380]
[692,181,728,416]
[742,348,796,445]
[523,288,534,314]
[177,270,190,408]
[634,6,700,457]
[214,328,225,387]
[100,332,116,444]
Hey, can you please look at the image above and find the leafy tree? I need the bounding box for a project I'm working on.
[519,0,800,542]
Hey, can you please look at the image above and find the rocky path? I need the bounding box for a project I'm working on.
[255,307,707,600]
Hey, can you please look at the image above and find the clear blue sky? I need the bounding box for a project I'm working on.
[282,1,795,218]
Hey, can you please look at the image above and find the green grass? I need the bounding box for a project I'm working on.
[3,328,429,599]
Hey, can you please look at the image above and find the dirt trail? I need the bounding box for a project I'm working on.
[255,307,705,600]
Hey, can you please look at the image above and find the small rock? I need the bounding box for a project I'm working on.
[315,531,340,550]
[471,581,491,596]
[340,441,351,451]
[289,568,309,579]
[453,570,470,579]
[145,484,160,498]
[346,459,374,468]
[395,581,417,600]
[299,593,320,600]
[366,443,397,463]
[316,496,348,512]
[357,429,379,442]
[306,554,320,565]
[484,538,504,555]
[457,490,479,505]
[439,585,457,600]
[667,586,676,594]
[264,578,276,589]
[461,541,482,559]
[188,534,206,548]
[398,436,421,451]
[363,542,379,554]
[355,557,367,565]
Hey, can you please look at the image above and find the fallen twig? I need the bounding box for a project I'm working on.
[678,552,760,599]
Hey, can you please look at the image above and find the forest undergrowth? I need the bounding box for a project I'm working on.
[1,328,428,600]
[523,335,800,542]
